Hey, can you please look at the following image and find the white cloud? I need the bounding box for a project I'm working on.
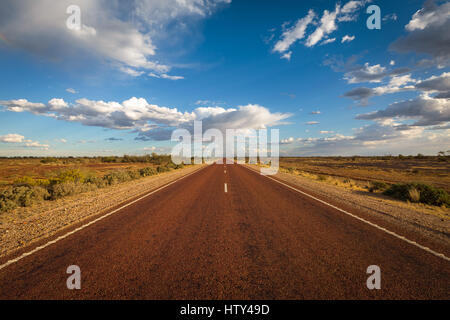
[281,51,292,61]
[391,0,450,65]
[281,137,295,144]
[0,134,25,143]
[383,13,398,22]
[306,5,340,47]
[0,97,291,142]
[344,63,387,83]
[281,122,449,156]
[356,94,450,127]
[66,88,77,94]
[0,0,230,78]
[405,1,450,31]
[306,121,319,125]
[344,71,450,104]
[272,1,368,56]
[273,9,316,54]
[120,67,145,77]
[321,38,336,45]
[341,35,355,43]
[149,72,184,80]
[339,0,370,21]
[0,133,49,150]
[24,141,50,150]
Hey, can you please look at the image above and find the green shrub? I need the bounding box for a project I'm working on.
[369,181,388,192]
[139,167,157,177]
[127,170,139,180]
[103,170,136,185]
[383,183,450,207]
[0,185,49,212]
[157,165,171,173]
[40,157,58,164]
[14,176,37,186]
[50,182,83,199]
[49,169,85,185]
[84,176,108,188]
[166,162,177,170]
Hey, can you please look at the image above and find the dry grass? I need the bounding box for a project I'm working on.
[278,156,450,193]
[0,158,158,187]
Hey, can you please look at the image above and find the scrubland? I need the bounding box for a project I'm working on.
[277,155,450,208]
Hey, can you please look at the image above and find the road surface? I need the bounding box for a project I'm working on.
[0,163,449,299]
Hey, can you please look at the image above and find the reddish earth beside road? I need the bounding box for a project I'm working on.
[0,163,449,299]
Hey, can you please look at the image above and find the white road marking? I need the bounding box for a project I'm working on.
[244,165,450,262]
[0,165,209,272]
[224,183,228,193]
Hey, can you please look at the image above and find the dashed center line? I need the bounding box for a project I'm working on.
[224,183,228,193]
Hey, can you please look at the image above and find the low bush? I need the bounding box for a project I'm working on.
[368,181,388,192]
[139,167,157,177]
[157,165,171,173]
[40,157,58,164]
[0,185,49,212]
[383,183,450,207]
[0,161,188,213]
[50,182,84,199]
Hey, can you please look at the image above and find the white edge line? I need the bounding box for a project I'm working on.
[0,165,209,271]
[244,165,450,262]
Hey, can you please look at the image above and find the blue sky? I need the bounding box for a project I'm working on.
[0,0,449,156]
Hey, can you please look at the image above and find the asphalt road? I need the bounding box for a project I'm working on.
[0,163,449,299]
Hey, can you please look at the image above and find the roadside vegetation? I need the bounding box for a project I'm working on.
[0,154,188,214]
[254,154,450,208]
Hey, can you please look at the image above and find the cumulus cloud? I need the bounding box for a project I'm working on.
[339,0,371,22]
[356,94,450,127]
[281,137,295,144]
[0,97,290,142]
[0,133,49,150]
[0,134,26,143]
[281,121,448,156]
[344,72,450,104]
[391,0,450,65]
[0,0,230,77]
[343,62,410,84]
